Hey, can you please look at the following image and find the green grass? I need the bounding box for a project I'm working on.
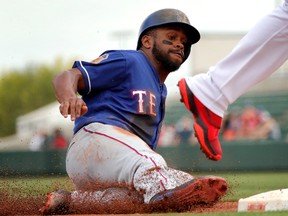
[210,171,288,202]
[0,175,73,197]
[0,172,288,215]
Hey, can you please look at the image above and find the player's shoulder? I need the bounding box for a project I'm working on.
[107,50,144,60]
[103,49,142,57]
[91,50,144,65]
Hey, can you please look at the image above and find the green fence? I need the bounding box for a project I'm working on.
[157,140,288,172]
[0,140,287,176]
[0,150,66,176]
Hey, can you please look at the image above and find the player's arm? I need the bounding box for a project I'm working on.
[52,68,88,121]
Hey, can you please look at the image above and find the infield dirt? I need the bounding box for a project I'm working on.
[0,192,237,215]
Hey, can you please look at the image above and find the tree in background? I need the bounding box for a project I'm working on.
[0,59,71,137]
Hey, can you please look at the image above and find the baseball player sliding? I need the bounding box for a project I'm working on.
[40,0,287,214]
[40,8,228,215]
[178,0,288,161]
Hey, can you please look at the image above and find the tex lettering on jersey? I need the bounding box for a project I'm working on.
[131,90,156,116]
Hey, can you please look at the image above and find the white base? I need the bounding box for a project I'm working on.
[238,189,288,212]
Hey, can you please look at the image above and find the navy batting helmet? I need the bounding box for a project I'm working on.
[137,8,200,61]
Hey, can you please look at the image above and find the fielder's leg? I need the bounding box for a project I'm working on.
[179,1,288,160]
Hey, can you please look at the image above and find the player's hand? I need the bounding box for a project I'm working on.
[59,98,88,121]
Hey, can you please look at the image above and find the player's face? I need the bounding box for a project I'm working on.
[152,27,188,72]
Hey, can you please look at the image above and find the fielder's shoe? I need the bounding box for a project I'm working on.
[178,78,223,161]
[39,189,71,215]
[149,176,228,211]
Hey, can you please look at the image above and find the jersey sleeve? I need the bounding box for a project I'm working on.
[72,51,127,95]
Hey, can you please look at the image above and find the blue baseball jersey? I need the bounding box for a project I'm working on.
[72,50,167,150]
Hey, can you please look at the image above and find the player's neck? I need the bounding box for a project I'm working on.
[139,49,169,83]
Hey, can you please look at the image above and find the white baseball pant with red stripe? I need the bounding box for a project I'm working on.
[66,122,193,203]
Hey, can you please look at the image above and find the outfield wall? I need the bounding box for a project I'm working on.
[0,150,66,176]
[0,141,287,176]
[157,140,288,172]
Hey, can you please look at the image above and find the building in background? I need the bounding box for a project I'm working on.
[0,102,73,151]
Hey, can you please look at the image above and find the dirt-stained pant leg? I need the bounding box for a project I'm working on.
[66,123,193,203]
[133,163,194,203]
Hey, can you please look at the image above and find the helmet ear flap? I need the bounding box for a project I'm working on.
[137,8,200,62]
